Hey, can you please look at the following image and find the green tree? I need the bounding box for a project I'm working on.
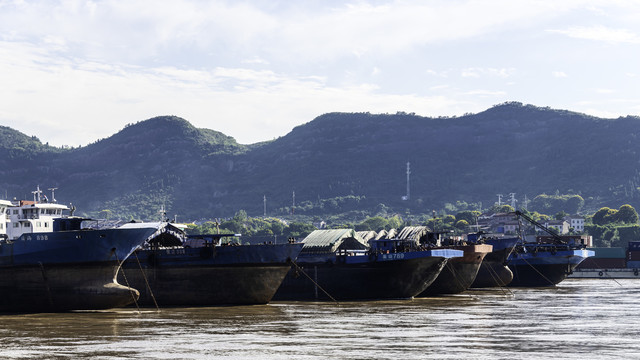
[355,216,388,231]
[531,194,584,214]
[270,221,285,235]
[615,225,640,246]
[615,204,639,224]
[489,204,515,214]
[284,222,316,238]
[455,210,480,225]
[387,215,403,230]
[443,215,456,224]
[455,219,469,231]
[555,211,568,220]
[233,210,248,222]
[592,207,617,226]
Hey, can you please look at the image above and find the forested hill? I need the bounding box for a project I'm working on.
[1,103,639,220]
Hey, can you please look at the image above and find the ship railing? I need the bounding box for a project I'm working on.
[16,215,40,220]
[337,249,368,257]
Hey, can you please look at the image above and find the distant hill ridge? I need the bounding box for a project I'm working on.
[1,102,639,220]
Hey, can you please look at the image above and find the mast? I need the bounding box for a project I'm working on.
[48,187,58,203]
[32,185,43,203]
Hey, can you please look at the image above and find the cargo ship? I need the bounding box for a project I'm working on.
[120,228,304,306]
[507,242,594,286]
[272,229,463,301]
[418,243,493,295]
[468,235,519,288]
[0,187,164,313]
[569,242,640,279]
[505,211,593,287]
[389,228,493,295]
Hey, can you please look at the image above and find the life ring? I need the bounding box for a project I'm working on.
[598,271,603,277]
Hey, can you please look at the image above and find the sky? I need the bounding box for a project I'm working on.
[1,0,640,147]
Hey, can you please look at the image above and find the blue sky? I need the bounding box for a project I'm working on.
[1,0,639,146]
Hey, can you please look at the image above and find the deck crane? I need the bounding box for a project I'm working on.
[513,210,567,245]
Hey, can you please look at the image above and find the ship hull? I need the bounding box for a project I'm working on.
[419,244,492,295]
[507,249,594,287]
[470,237,518,288]
[0,262,138,313]
[273,253,452,301]
[471,261,514,288]
[120,243,303,306]
[0,225,161,313]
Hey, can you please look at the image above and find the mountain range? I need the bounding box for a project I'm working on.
[1,102,639,221]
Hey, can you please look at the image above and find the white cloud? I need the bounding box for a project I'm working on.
[0,0,603,65]
[2,0,640,147]
[461,68,515,78]
[463,90,508,97]
[0,39,470,146]
[549,25,640,44]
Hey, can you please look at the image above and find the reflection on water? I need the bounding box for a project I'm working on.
[0,279,638,359]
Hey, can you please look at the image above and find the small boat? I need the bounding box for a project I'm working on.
[120,229,304,306]
[0,187,164,313]
[272,229,463,301]
[468,234,519,288]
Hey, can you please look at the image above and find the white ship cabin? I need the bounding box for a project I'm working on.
[0,199,12,239]
[4,187,71,240]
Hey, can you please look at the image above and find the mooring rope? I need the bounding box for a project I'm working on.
[589,258,623,287]
[133,251,161,311]
[290,260,339,304]
[519,255,556,286]
[445,260,480,300]
[484,262,514,297]
[114,249,141,314]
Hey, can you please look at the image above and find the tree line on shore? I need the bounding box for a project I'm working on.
[185,203,640,248]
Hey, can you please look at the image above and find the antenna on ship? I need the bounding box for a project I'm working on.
[48,187,58,203]
[32,185,43,203]
[159,204,167,222]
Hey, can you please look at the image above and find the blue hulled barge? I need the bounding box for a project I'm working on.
[0,188,163,313]
[120,230,304,306]
[273,229,462,301]
[506,211,593,287]
[508,243,594,287]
